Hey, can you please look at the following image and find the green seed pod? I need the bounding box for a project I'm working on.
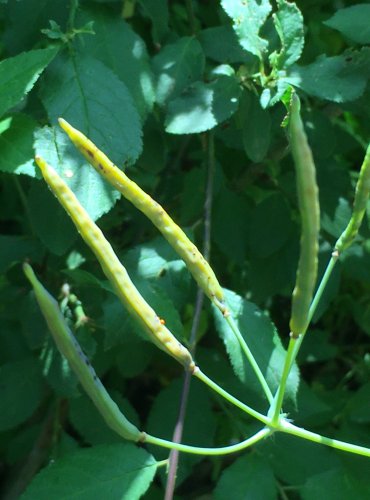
[23,263,142,442]
[335,143,370,253]
[58,118,228,316]
[289,94,320,337]
[35,155,195,371]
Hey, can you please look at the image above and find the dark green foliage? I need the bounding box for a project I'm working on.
[0,0,369,498]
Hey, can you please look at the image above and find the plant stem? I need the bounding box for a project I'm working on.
[185,0,197,35]
[279,420,370,458]
[270,339,297,425]
[165,132,215,500]
[270,251,340,420]
[194,368,270,425]
[225,315,274,403]
[145,427,272,455]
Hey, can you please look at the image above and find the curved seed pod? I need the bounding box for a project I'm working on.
[35,155,195,371]
[23,263,143,442]
[58,118,228,316]
[335,143,370,253]
[289,94,320,337]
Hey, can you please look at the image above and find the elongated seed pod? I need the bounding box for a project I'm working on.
[58,118,228,316]
[289,94,320,337]
[335,143,370,253]
[35,155,195,371]
[23,263,142,441]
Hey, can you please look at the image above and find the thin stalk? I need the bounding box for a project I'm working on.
[279,420,370,458]
[194,368,270,425]
[145,427,272,456]
[225,315,274,403]
[270,339,297,425]
[165,132,214,500]
[185,0,197,35]
[270,250,340,420]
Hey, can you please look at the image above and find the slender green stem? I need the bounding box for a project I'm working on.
[279,420,370,458]
[225,315,274,403]
[144,427,271,455]
[194,367,270,425]
[270,339,297,425]
[308,252,339,324]
[156,459,169,469]
[270,251,340,419]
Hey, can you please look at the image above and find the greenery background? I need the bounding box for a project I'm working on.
[0,0,369,498]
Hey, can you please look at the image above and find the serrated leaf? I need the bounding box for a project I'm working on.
[0,358,45,431]
[286,48,370,102]
[214,454,277,500]
[213,289,299,402]
[0,114,37,176]
[152,37,205,106]
[165,75,241,134]
[324,4,370,45]
[34,126,120,221]
[221,0,272,60]
[76,6,155,119]
[0,47,58,118]
[240,90,272,162]
[21,443,157,500]
[271,0,304,69]
[40,51,142,166]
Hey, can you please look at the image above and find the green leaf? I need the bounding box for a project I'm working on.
[21,443,157,500]
[40,51,142,166]
[212,187,251,265]
[324,4,370,45]
[213,289,299,402]
[321,197,351,239]
[260,433,341,486]
[346,382,370,424]
[69,392,140,445]
[240,90,272,162]
[28,178,78,256]
[271,0,304,69]
[152,37,205,106]
[0,235,41,273]
[0,47,58,119]
[301,468,368,500]
[0,114,37,176]
[0,358,45,431]
[165,75,241,134]
[199,26,257,65]
[249,193,294,258]
[76,6,155,120]
[286,48,370,102]
[214,454,277,500]
[220,0,272,60]
[34,126,120,221]
[123,238,190,309]
[146,378,217,484]
[138,0,169,43]
[3,0,68,54]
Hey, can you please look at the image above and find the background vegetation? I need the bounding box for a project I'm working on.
[0,0,369,498]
